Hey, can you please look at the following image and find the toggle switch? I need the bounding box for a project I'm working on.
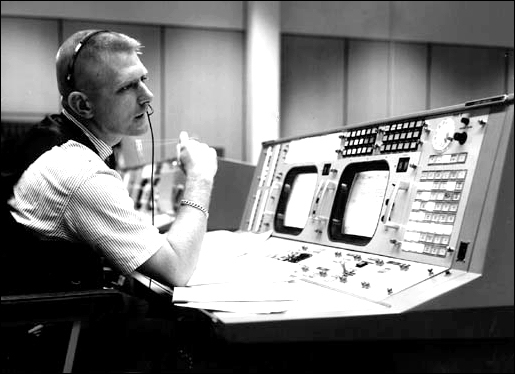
[453,132,468,145]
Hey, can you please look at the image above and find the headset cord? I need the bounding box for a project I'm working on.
[146,110,155,226]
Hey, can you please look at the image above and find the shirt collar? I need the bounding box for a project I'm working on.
[61,108,113,161]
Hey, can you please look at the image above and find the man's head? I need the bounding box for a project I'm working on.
[56,30,154,145]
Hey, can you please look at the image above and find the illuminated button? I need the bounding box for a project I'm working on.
[446,181,456,191]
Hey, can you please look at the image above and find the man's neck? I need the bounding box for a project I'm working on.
[61,108,115,160]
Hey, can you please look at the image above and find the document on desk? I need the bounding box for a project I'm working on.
[178,301,293,314]
[174,281,303,314]
[186,230,290,286]
[173,279,384,314]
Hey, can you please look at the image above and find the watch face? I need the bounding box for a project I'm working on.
[432,118,455,152]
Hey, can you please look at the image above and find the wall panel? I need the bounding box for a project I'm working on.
[1,1,244,30]
[164,28,244,160]
[391,1,513,48]
[1,17,60,120]
[280,35,345,138]
[390,42,428,116]
[429,45,507,109]
[346,39,389,125]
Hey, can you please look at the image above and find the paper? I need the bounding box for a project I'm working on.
[186,230,280,286]
[178,301,291,314]
[187,250,296,286]
[174,281,302,303]
[174,279,385,315]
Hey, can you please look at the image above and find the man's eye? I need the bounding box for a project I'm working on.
[121,82,137,91]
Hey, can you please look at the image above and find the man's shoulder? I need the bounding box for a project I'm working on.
[30,140,107,180]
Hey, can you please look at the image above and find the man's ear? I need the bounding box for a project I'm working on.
[67,92,94,119]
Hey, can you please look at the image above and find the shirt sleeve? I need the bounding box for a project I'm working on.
[64,170,167,274]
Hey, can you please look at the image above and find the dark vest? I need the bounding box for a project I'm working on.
[1,114,108,295]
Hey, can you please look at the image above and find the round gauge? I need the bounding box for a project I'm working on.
[432,118,455,152]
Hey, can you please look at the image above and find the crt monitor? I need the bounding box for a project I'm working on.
[329,160,389,245]
[274,166,318,235]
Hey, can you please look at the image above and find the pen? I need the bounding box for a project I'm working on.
[176,131,189,166]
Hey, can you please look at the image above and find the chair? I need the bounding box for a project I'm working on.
[1,288,128,372]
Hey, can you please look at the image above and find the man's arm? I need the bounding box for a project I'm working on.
[137,133,218,287]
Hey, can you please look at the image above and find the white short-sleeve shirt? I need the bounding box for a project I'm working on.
[8,140,166,275]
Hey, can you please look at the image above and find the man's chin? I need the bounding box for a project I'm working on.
[130,123,149,136]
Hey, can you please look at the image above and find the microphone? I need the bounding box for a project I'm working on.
[146,104,154,116]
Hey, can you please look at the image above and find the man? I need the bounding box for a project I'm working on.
[2,30,219,371]
[5,29,217,290]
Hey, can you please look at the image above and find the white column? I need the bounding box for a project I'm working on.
[245,1,281,164]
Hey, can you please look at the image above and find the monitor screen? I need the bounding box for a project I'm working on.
[275,166,318,235]
[342,170,389,237]
[329,160,389,245]
[283,173,318,229]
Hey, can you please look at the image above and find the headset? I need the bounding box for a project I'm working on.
[66,30,110,90]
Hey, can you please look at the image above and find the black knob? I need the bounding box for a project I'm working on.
[453,132,468,145]
[460,117,470,125]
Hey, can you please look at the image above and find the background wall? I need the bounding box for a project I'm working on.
[1,1,514,162]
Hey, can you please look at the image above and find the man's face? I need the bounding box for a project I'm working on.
[88,51,154,138]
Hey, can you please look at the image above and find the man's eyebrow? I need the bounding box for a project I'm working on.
[116,70,148,87]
